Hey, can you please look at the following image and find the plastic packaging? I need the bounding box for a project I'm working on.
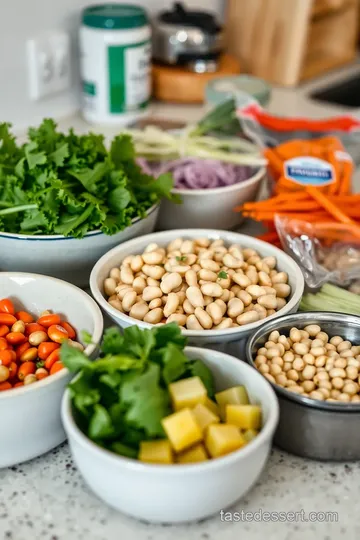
[236,100,360,165]
[275,215,360,289]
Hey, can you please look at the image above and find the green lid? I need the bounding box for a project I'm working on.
[82,4,148,30]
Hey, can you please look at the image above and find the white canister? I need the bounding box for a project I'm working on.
[80,4,151,125]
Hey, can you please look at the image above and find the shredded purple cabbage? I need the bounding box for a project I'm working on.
[137,158,254,190]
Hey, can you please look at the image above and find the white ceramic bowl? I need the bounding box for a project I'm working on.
[0,273,103,468]
[157,167,265,230]
[0,204,159,288]
[90,229,304,346]
[62,346,279,523]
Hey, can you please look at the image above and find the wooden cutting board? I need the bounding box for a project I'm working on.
[152,54,241,103]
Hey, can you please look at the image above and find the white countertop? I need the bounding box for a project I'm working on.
[2,66,360,540]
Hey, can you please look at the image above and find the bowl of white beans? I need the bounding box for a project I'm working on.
[247,311,360,461]
[90,229,304,345]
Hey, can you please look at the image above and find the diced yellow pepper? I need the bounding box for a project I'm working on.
[205,424,246,458]
[138,440,173,464]
[226,405,262,430]
[161,408,203,452]
[177,443,208,464]
[215,386,249,419]
[243,429,259,442]
[192,403,220,432]
[169,376,207,411]
[204,397,220,417]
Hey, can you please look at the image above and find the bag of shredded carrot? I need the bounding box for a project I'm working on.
[236,100,360,165]
[275,215,360,289]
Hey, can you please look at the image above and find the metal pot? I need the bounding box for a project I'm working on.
[246,312,360,461]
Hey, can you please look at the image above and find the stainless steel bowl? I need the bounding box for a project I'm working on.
[246,312,360,461]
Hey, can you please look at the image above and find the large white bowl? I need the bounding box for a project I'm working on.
[61,346,279,523]
[0,204,159,288]
[157,167,265,230]
[90,229,304,346]
[0,273,103,468]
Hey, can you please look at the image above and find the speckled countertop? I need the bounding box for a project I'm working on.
[3,67,360,540]
[1,445,358,540]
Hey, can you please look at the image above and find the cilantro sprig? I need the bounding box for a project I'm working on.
[0,120,179,238]
[61,324,214,458]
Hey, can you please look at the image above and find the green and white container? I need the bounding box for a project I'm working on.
[80,4,151,125]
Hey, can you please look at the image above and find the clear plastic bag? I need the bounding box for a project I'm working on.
[275,215,360,290]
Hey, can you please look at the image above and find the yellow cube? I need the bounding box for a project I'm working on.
[192,403,220,432]
[204,397,220,417]
[177,444,208,464]
[243,429,259,443]
[205,424,246,458]
[138,440,173,464]
[169,376,207,411]
[226,405,262,430]
[161,408,203,452]
[215,386,249,419]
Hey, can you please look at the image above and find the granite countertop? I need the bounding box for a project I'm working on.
[3,65,360,540]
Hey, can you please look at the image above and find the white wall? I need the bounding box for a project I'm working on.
[0,0,224,129]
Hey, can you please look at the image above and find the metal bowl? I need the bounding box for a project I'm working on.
[246,312,360,461]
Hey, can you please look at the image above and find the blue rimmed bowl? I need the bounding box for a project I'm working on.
[0,204,159,287]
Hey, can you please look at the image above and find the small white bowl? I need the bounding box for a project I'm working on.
[157,167,265,230]
[0,273,103,468]
[62,346,279,523]
[0,204,159,288]
[90,229,304,346]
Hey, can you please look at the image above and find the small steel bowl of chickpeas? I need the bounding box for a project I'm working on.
[246,311,360,461]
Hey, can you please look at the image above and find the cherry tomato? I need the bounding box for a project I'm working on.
[37,314,61,328]
[0,325,9,338]
[61,322,76,340]
[0,350,13,367]
[25,323,46,336]
[50,361,64,375]
[0,299,15,315]
[18,362,36,381]
[0,314,17,326]
[38,341,60,360]
[16,311,34,323]
[0,381,12,391]
[47,325,68,344]
[16,341,31,360]
[44,348,60,370]
[6,332,27,345]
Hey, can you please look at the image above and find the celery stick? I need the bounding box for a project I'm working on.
[322,284,360,308]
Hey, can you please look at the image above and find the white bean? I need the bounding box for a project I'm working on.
[116,285,134,301]
[120,266,134,285]
[142,286,163,302]
[109,299,123,312]
[201,282,223,298]
[246,285,266,299]
[214,299,227,316]
[186,286,205,308]
[195,237,210,248]
[180,240,195,254]
[129,302,149,320]
[164,293,180,318]
[273,283,291,298]
[186,314,203,330]
[214,318,233,330]
[167,238,183,252]
[271,272,288,284]
[183,299,195,314]
[194,307,213,329]
[149,298,162,309]
[132,276,147,294]
[276,298,287,310]
[246,268,259,285]
[236,311,260,325]
[258,271,272,287]
[220,289,231,303]
[109,268,121,281]
[185,270,198,287]
[122,290,137,312]
[257,295,277,309]
[147,277,160,287]
[166,313,187,326]
[232,272,252,288]
[142,251,164,265]
[144,243,159,253]
[253,304,267,319]
[144,308,163,324]
[237,290,252,306]
[161,273,182,294]
[142,265,165,280]
[206,302,223,325]
[227,298,245,318]
[262,256,277,269]
[104,278,117,296]
[199,259,220,272]
[222,253,243,269]
[130,255,144,273]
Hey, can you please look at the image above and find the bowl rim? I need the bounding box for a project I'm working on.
[90,229,305,338]
[0,203,159,241]
[61,346,279,473]
[168,166,266,197]
[246,311,360,412]
[0,272,104,399]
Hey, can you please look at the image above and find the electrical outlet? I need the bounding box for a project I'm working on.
[27,32,71,101]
